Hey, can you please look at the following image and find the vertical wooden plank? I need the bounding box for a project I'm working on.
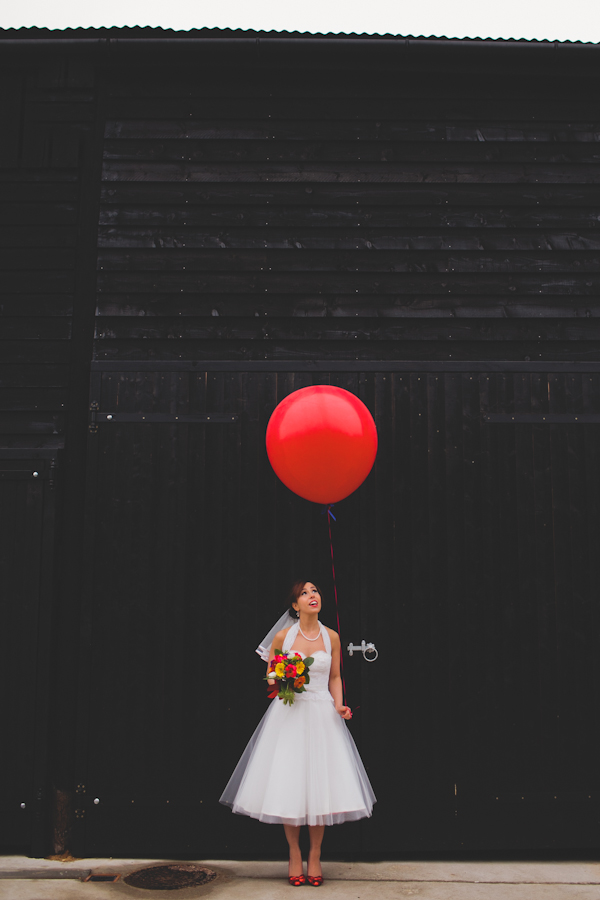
[259,370,282,627]
[187,369,230,846]
[164,371,188,792]
[427,370,454,846]
[388,369,415,842]
[73,369,103,855]
[496,375,520,792]
[254,369,281,648]
[216,368,266,855]
[406,368,430,830]
[358,370,392,855]
[125,371,151,794]
[498,373,521,798]
[547,374,571,795]
[453,371,487,843]
[530,373,559,790]
[512,373,540,794]
[390,369,452,847]
[561,374,592,798]
[31,464,57,856]
[272,371,293,599]
[478,371,503,779]
[0,467,46,849]
[443,373,464,776]
[293,369,319,585]
[582,375,600,780]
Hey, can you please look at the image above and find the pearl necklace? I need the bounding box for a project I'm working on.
[298,621,321,641]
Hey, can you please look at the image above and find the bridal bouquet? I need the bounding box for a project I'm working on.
[265,651,314,705]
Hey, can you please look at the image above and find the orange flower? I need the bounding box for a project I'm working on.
[294,676,306,689]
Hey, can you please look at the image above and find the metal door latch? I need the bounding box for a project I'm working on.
[347,641,378,661]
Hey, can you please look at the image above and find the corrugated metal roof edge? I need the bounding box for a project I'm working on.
[0,25,597,45]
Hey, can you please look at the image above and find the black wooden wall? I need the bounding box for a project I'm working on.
[95,38,600,364]
[2,27,600,858]
[0,37,102,854]
[75,365,600,858]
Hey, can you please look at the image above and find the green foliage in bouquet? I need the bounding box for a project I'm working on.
[265,650,314,706]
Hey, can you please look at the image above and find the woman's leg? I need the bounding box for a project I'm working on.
[307,824,325,877]
[284,824,303,876]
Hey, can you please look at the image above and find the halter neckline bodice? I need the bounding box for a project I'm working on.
[283,620,331,657]
[281,621,333,697]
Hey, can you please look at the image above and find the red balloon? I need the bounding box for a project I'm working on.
[266,385,378,504]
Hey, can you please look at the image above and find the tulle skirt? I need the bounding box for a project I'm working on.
[219,691,376,826]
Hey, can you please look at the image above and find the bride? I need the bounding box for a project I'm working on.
[220,580,376,887]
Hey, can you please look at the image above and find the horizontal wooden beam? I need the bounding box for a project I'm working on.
[484,413,600,423]
[101,159,600,184]
[90,360,600,372]
[91,318,600,341]
[96,228,600,253]
[107,96,600,123]
[94,270,600,293]
[95,248,600,274]
[104,119,600,144]
[102,139,600,165]
[98,182,600,208]
[92,412,238,423]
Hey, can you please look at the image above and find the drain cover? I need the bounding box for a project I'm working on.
[123,864,217,891]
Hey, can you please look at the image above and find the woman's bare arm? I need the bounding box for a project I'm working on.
[327,629,351,719]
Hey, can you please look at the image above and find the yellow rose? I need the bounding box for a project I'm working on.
[274,662,285,677]
[295,661,305,675]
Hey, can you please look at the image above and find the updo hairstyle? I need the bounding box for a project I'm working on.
[286,580,323,619]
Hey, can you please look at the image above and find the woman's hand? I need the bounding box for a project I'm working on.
[335,705,352,720]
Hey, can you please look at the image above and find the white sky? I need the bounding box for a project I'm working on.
[1,0,600,43]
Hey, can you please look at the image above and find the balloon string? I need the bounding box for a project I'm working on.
[327,506,347,708]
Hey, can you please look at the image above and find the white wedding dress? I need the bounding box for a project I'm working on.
[219,621,376,826]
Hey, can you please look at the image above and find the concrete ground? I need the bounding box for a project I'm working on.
[1,856,600,900]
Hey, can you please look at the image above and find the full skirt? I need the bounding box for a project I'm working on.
[219,693,376,826]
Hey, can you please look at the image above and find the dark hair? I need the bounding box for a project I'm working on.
[287,580,323,619]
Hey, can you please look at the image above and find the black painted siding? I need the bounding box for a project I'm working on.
[3,30,600,856]
[3,31,600,434]
[94,46,600,363]
[0,50,98,449]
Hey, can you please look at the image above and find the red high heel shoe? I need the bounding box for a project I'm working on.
[307,854,323,886]
[288,862,306,886]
